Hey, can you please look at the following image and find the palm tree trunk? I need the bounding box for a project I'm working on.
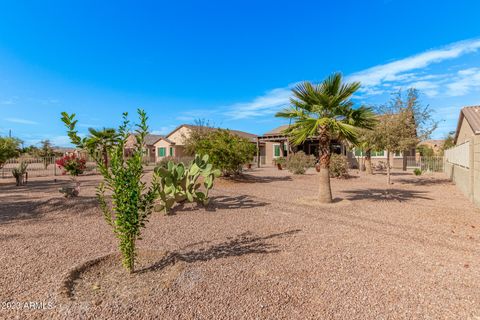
[365,149,373,175]
[318,129,332,203]
[103,147,108,168]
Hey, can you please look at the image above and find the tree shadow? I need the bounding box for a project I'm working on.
[0,196,99,224]
[222,174,292,184]
[395,178,452,186]
[343,188,433,202]
[206,195,270,211]
[137,229,301,274]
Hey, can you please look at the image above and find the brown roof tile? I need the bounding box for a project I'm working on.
[454,106,480,143]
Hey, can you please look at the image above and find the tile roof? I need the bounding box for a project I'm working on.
[143,134,164,145]
[455,106,480,142]
[168,124,258,142]
[263,125,290,136]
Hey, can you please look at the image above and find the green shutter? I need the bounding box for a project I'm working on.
[169,147,174,156]
[158,147,166,157]
[274,145,280,157]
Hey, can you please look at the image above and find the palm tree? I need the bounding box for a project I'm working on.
[84,128,117,167]
[276,73,376,203]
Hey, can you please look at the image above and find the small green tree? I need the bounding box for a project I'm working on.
[193,129,256,176]
[441,131,456,154]
[356,125,383,175]
[0,136,21,169]
[375,89,438,184]
[61,109,158,273]
[37,139,55,169]
[84,128,117,167]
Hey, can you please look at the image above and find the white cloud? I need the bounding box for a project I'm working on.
[445,67,480,97]
[222,37,480,119]
[150,125,177,135]
[224,87,292,119]
[347,38,480,89]
[5,117,39,125]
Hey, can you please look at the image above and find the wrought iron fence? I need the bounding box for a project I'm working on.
[1,157,97,178]
[405,156,444,172]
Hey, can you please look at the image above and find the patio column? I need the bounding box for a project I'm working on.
[256,137,260,168]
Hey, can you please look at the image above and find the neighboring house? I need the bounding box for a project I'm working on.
[258,125,348,165]
[259,124,415,169]
[147,124,261,163]
[444,106,480,206]
[418,139,445,155]
[124,134,164,163]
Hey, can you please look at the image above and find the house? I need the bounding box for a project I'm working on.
[127,125,261,163]
[418,139,445,155]
[258,124,415,169]
[124,134,164,163]
[257,125,348,165]
[444,106,480,206]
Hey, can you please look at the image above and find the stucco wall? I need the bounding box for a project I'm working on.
[473,135,480,206]
[445,160,473,202]
[457,117,474,144]
[153,139,173,162]
[167,126,191,145]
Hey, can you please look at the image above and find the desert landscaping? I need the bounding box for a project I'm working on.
[1,167,479,319]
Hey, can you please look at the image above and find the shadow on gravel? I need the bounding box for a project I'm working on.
[138,229,301,274]
[395,178,452,186]
[223,174,292,184]
[0,178,99,197]
[0,196,98,224]
[343,188,433,202]
[207,195,270,211]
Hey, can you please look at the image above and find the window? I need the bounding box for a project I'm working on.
[372,150,385,157]
[158,147,166,157]
[169,147,174,156]
[274,145,280,157]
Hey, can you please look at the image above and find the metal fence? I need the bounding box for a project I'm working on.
[1,157,98,178]
[405,156,444,172]
[445,142,470,168]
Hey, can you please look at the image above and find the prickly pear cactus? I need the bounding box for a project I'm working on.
[154,154,220,214]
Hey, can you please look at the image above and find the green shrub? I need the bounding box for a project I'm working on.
[193,129,256,176]
[62,110,159,273]
[329,154,349,178]
[285,151,315,174]
[413,168,422,176]
[154,154,220,214]
[273,156,286,166]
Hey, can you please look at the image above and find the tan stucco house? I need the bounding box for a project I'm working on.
[258,124,415,169]
[127,124,261,163]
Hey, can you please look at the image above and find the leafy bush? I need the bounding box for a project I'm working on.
[12,161,28,186]
[285,151,315,174]
[55,154,86,177]
[0,136,21,169]
[273,156,286,166]
[413,168,422,176]
[193,129,256,176]
[62,110,159,273]
[154,154,220,214]
[329,154,349,178]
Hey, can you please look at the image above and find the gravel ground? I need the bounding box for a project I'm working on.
[1,167,479,319]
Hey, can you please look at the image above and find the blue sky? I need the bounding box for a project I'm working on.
[0,0,480,146]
